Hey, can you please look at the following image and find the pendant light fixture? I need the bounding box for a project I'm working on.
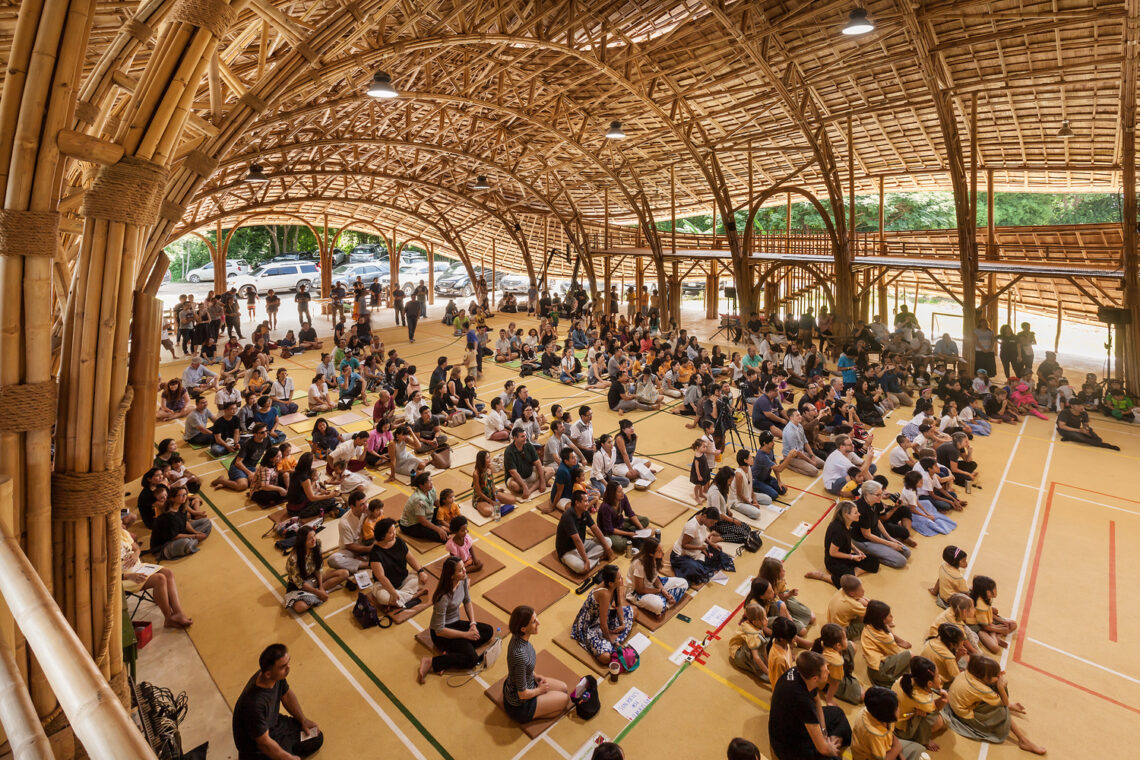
[472,175,491,190]
[842,7,874,36]
[244,163,269,183]
[1057,119,1074,138]
[605,120,626,140]
[366,71,398,99]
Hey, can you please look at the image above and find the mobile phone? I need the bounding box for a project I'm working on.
[676,613,691,623]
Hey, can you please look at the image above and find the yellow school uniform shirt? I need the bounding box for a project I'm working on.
[921,638,960,683]
[938,562,968,603]
[827,589,865,627]
[947,671,1001,719]
[728,620,765,661]
[839,479,859,497]
[861,625,901,671]
[677,364,695,383]
[927,607,969,641]
[893,680,937,733]
[768,642,793,684]
[822,647,845,682]
[973,598,994,626]
[436,501,460,527]
[850,708,894,760]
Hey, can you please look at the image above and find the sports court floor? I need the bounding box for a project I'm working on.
[147,309,1136,759]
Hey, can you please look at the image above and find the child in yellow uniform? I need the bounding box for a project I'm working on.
[920,623,966,685]
[925,594,980,654]
[943,655,1046,754]
[767,618,797,685]
[929,545,968,607]
[728,602,769,681]
[435,488,460,528]
[969,575,1018,654]
[851,686,929,760]
[893,656,948,751]
[861,600,912,687]
[827,574,868,640]
[759,556,816,641]
[812,622,862,705]
[361,498,384,541]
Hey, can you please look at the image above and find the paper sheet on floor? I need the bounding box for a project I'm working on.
[791,521,812,537]
[627,632,652,655]
[710,571,730,586]
[613,687,652,721]
[669,637,701,665]
[701,605,731,627]
[764,546,788,561]
[734,575,754,596]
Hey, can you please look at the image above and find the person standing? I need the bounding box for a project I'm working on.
[232,643,323,760]
[223,290,244,339]
[404,295,421,342]
[392,283,405,326]
[294,284,312,326]
[415,279,428,313]
[973,319,997,377]
[527,283,537,315]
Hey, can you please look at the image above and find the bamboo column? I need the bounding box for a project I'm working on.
[53,0,239,700]
[878,177,887,324]
[0,0,98,719]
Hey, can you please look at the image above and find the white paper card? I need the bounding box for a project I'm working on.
[633,528,653,539]
[710,571,730,586]
[613,687,652,721]
[701,604,731,627]
[791,521,812,537]
[669,637,700,665]
[353,570,372,589]
[764,546,788,561]
[734,575,754,596]
[627,632,652,655]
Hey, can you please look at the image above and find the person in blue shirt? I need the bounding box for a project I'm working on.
[752,383,787,438]
[550,448,578,509]
[337,364,365,406]
[749,432,788,501]
[837,346,858,390]
[253,395,287,445]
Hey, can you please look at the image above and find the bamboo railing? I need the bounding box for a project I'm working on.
[0,478,154,759]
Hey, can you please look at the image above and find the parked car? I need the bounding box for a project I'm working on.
[264,251,318,264]
[183,259,248,283]
[349,244,386,261]
[499,274,532,296]
[230,261,319,297]
[330,262,387,283]
[435,267,505,297]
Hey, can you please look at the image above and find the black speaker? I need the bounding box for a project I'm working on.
[1098,306,1131,325]
[724,287,737,299]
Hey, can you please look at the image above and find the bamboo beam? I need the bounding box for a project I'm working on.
[1121,0,1140,392]
[55,130,124,165]
[0,629,53,760]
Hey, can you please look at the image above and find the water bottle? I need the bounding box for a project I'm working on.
[496,626,503,641]
[493,501,502,521]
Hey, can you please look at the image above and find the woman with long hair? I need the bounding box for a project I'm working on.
[706,467,751,544]
[120,513,192,628]
[805,500,880,586]
[570,564,635,665]
[284,525,349,613]
[893,656,949,751]
[416,556,495,683]
[502,606,571,723]
[157,379,191,421]
[285,453,342,519]
[250,448,288,507]
[471,449,516,518]
[626,538,687,617]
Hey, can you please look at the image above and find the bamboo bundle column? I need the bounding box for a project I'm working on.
[0,0,99,719]
[53,0,239,699]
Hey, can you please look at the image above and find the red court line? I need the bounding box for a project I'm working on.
[781,484,834,501]
[1108,520,1118,643]
[1013,482,1055,664]
[1016,659,1140,717]
[1053,480,1140,507]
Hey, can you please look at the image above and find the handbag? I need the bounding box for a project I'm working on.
[572,675,601,720]
[352,592,391,629]
[480,636,503,669]
[614,646,640,674]
[744,530,764,553]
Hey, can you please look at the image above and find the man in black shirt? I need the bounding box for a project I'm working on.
[209,402,242,457]
[392,285,405,325]
[935,431,978,487]
[211,423,270,492]
[297,322,320,350]
[1057,399,1119,450]
[768,652,850,759]
[556,491,613,574]
[294,285,311,326]
[233,644,323,760]
[404,296,420,341]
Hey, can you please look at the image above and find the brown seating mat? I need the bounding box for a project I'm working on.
[629,493,689,528]
[382,492,448,554]
[423,552,506,587]
[537,550,592,585]
[553,628,610,676]
[414,603,507,655]
[489,510,557,552]
[483,649,580,738]
[377,575,437,624]
[633,590,694,631]
[482,567,568,616]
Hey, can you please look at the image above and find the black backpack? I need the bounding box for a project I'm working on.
[573,675,601,720]
[744,530,764,553]
[353,592,382,628]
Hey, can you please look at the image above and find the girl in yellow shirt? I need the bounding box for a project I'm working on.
[812,622,862,705]
[929,545,969,607]
[728,601,769,681]
[759,557,816,647]
[943,655,1046,754]
[767,617,797,685]
[851,686,929,760]
[920,623,966,685]
[926,593,981,654]
[969,575,1018,654]
[893,656,948,751]
[862,600,912,687]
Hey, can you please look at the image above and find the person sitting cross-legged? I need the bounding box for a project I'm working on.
[1056,398,1119,450]
[232,644,324,760]
[556,490,614,574]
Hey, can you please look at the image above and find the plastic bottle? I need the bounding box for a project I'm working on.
[493,501,502,521]
[496,626,503,641]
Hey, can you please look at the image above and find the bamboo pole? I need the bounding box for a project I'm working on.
[0,630,53,760]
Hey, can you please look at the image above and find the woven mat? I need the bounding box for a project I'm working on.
[655,475,699,506]
[278,412,308,425]
[735,504,785,531]
[470,437,509,452]
[627,493,689,528]
[448,443,480,469]
[413,603,507,655]
[489,510,557,552]
[449,419,486,440]
[537,549,593,585]
[483,567,568,616]
[553,628,610,676]
[423,551,505,587]
[327,410,364,426]
[483,649,579,738]
[633,590,694,631]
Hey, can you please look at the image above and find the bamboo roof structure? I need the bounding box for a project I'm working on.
[2,0,1135,297]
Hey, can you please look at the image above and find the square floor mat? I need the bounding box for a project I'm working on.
[483,567,568,616]
[489,510,557,552]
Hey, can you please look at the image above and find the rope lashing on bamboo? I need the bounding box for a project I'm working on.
[0,382,58,432]
[295,41,320,66]
[50,468,126,519]
[124,18,154,43]
[160,200,187,223]
[344,1,365,22]
[81,156,169,227]
[0,209,59,258]
[74,99,100,125]
[167,0,236,39]
[183,149,218,178]
[239,90,269,114]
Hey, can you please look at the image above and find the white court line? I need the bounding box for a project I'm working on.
[214,526,430,760]
[1026,637,1140,686]
[543,734,572,759]
[966,416,1029,577]
[1008,480,1140,516]
[977,424,1055,760]
[323,599,356,619]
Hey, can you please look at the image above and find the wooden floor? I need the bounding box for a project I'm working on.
[147,310,1138,760]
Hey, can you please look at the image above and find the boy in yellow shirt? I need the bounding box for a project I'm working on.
[851,686,928,760]
[827,574,868,640]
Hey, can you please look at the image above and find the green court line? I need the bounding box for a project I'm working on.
[193,486,456,760]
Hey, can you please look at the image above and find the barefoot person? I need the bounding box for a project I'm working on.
[417,556,494,683]
[502,605,572,723]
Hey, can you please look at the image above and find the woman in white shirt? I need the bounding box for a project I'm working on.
[559,347,583,384]
[483,397,511,441]
[728,352,745,383]
[308,374,334,413]
[589,434,628,492]
[405,390,425,425]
